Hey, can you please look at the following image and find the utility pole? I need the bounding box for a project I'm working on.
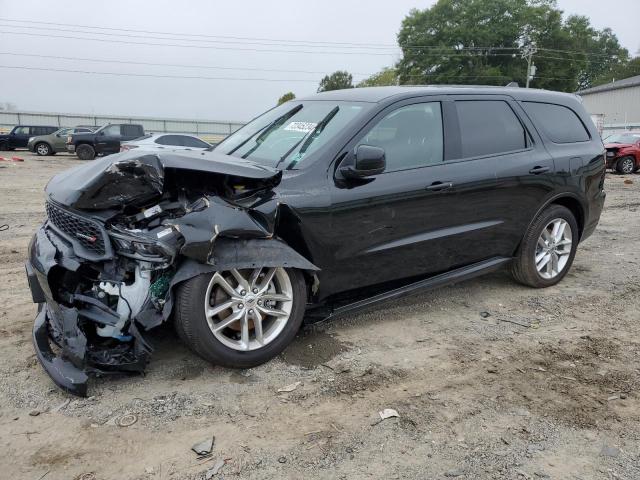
[521,42,537,88]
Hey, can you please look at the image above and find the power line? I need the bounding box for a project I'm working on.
[0,64,576,83]
[0,17,403,48]
[0,23,401,51]
[0,65,322,82]
[0,31,399,56]
[0,52,374,76]
[0,18,626,60]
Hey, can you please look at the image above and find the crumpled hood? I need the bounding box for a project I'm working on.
[604,143,633,150]
[46,150,281,210]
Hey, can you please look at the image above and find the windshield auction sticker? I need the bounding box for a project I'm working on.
[284,122,317,133]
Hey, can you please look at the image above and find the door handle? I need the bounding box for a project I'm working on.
[426,181,454,191]
[529,166,551,174]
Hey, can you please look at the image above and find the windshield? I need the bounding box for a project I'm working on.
[604,133,640,144]
[216,101,368,168]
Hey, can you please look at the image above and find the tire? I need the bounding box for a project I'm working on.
[511,205,579,288]
[175,268,307,368]
[616,156,635,175]
[0,142,7,151]
[35,142,52,156]
[76,144,96,160]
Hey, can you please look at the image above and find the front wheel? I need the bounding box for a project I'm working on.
[35,142,52,156]
[175,267,306,368]
[616,156,635,174]
[511,205,578,288]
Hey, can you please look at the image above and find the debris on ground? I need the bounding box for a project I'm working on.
[278,456,288,464]
[277,381,301,393]
[378,408,399,420]
[600,445,620,458]
[116,413,138,427]
[480,311,491,318]
[205,459,225,479]
[28,410,41,416]
[192,436,215,456]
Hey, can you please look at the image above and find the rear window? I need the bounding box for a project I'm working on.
[522,102,590,143]
[155,135,180,146]
[122,124,143,136]
[455,100,527,158]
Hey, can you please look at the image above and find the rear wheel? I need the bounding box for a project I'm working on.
[511,205,578,288]
[0,142,7,151]
[76,144,95,160]
[35,142,52,156]
[616,156,635,174]
[175,267,306,368]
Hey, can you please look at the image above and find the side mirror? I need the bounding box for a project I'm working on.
[340,145,386,179]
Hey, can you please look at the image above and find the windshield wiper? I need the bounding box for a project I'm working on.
[276,106,340,168]
[227,104,303,157]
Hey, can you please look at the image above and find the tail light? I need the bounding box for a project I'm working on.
[66,135,72,144]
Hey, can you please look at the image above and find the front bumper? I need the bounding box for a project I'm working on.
[26,224,150,396]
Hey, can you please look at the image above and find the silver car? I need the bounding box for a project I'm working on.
[120,133,211,152]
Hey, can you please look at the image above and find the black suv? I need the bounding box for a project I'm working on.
[0,125,58,150]
[26,86,605,396]
[67,123,145,160]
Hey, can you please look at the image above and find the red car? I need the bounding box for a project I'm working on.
[604,131,640,174]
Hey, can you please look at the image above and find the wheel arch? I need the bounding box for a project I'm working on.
[515,193,586,257]
[141,238,320,331]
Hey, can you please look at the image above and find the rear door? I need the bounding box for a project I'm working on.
[96,124,121,154]
[454,97,556,255]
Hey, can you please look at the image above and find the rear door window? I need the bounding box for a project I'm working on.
[155,135,182,146]
[358,102,444,172]
[455,100,527,158]
[121,124,142,137]
[522,102,590,143]
[181,136,210,148]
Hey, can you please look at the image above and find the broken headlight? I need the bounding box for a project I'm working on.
[109,226,182,264]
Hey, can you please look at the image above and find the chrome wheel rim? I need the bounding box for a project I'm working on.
[37,144,48,155]
[621,158,634,174]
[204,268,293,351]
[535,218,572,279]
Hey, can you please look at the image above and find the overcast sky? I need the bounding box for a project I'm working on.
[0,0,638,122]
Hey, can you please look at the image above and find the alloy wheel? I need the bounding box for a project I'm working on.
[620,157,634,174]
[36,143,50,156]
[535,218,572,279]
[204,268,293,351]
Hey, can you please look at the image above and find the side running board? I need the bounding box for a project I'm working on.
[319,257,512,322]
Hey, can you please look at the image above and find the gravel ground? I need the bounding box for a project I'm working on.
[0,152,639,480]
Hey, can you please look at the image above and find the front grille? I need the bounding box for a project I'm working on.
[45,201,108,258]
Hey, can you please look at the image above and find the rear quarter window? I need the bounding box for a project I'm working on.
[522,102,590,143]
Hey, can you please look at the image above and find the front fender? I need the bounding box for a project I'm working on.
[147,238,320,330]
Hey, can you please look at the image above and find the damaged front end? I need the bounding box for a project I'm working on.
[26,150,314,396]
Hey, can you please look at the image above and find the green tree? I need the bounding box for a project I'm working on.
[395,0,628,92]
[357,68,399,87]
[317,71,354,92]
[591,57,640,87]
[277,92,296,105]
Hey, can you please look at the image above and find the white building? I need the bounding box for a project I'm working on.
[578,75,640,136]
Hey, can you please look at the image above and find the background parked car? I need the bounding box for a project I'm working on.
[604,131,640,174]
[120,133,211,152]
[0,125,58,150]
[67,123,145,160]
[28,126,96,156]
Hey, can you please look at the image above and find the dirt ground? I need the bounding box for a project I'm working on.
[0,152,638,480]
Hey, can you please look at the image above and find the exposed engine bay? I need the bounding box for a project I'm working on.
[27,151,318,396]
